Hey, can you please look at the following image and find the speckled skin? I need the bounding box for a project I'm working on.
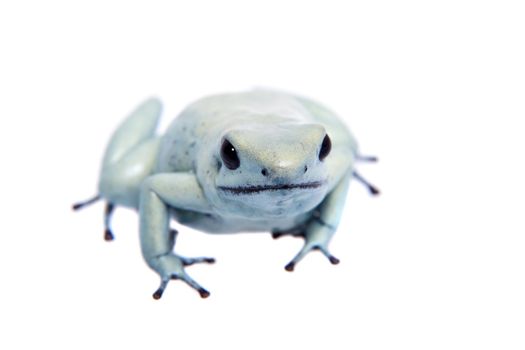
[92,89,367,299]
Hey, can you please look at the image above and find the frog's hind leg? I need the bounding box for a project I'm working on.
[101,98,162,170]
[98,97,162,207]
[73,98,163,241]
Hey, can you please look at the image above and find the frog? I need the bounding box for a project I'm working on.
[73,89,379,299]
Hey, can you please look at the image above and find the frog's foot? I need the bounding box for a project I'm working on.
[284,231,339,271]
[150,253,214,300]
[72,195,117,241]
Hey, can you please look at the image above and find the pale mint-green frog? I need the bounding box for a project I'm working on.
[73,89,378,299]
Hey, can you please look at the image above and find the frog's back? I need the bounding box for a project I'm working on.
[156,89,357,173]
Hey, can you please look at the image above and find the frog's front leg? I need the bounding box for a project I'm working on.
[284,172,351,271]
[140,173,215,299]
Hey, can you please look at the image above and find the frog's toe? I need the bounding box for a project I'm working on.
[353,170,380,196]
[284,243,339,272]
[152,272,210,300]
[284,243,312,271]
[179,256,216,266]
[153,279,169,299]
[271,231,305,240]
[72,195,117,242]
[271,227,306,240]
[72,194,101,211]
[272,232,286,239]
[315,245,340,265]
[104,228,114,241]
[173,273,210,298]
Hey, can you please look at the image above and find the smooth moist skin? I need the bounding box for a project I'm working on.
[76,89,378,299]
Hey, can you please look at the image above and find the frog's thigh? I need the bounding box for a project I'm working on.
[139,173,212,262]
[98,138,160,208]
[102,98,162,168]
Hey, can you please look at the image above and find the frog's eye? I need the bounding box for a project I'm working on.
[319,134,332,161]
[220,139,240,170]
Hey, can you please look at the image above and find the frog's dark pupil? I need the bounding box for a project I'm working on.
[220,139,240,170]
[319,134,332,161]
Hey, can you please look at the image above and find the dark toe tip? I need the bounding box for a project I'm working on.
[199,289,210,298]
[329,256,340,265]
[205,258,216,264]
[271,232,281,239]
[371,187,381,196]
[104,229,114,241]
[152,290,163,300]
[284,262,295,272]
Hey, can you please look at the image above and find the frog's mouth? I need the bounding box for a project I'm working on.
[217,181,325,195]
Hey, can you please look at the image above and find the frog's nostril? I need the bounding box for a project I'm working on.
[304,165,308,173]
[261,168,268,177]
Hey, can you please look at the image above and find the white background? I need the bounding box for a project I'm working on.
[1,1,524,349]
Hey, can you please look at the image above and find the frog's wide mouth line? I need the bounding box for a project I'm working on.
[217,181,325,195]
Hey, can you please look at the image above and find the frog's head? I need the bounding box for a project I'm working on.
[202,123,332,218]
